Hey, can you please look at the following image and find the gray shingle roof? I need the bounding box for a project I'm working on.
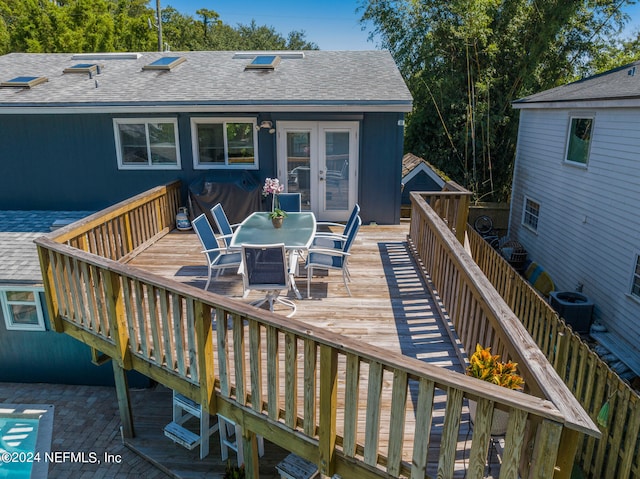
[0,51,412,111]
[0,211,92,284]
[513,61,640,106]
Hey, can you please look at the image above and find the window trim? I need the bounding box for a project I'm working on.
[191,118,259,170]
[564,114,594,168]
[1,287,46,332]
[113,118,181,170]
[521,196,540,233]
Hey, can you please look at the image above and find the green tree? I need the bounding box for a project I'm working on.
[112,0,156,52]
[0,2,318,54]
[234,20,317,50]
[360,0,632,201]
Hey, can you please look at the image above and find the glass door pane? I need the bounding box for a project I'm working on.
[323,131,350,211]
[286,132,311,211]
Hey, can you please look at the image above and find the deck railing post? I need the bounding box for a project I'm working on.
[104,270,132,370]
[37,246,64,332]
[553,428,581,479]
[242,426,260,479]
[195,301,216,414]
[528,419,563,479]
[318,344,338,476]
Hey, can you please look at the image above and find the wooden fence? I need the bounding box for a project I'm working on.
[35,182,600,479]
[466,224,640,479]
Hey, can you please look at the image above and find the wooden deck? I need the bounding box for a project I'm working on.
[129,222,462,371]
[126,222,502,478]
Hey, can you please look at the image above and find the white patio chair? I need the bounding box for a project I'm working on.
[306,215,361,298]
[275,193,302,212]
[312,203,360,249]
[210,203,241,251]
[192,214,242,291]
[242,243,296,317]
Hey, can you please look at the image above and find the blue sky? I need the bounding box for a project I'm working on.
[155,1,640,50]
[156,0,375,50]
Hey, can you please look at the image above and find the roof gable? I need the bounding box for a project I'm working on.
[402,153,447,187]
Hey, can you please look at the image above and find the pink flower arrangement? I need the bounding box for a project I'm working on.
[262,177,284,196]
[262,177,284,211]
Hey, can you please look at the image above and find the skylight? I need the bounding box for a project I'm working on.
[245,55,281,70]
[142,56,186,71]
[72,53,141,60]
[63,63,102,74]
[0,76,48,88]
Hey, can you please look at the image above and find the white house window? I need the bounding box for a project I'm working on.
[565,116,593,166]
[522,197,540,232]
[114,118,181,169]
[631,255,640,299]
[192,118,258,169]
[1,288,45,332]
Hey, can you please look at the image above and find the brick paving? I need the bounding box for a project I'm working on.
[0,382,170,479]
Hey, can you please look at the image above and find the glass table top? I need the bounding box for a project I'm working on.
[230,212,316,249]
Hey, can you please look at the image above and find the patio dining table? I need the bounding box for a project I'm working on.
[230,211,316,299]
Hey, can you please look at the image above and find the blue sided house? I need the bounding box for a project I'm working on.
[0,50,412,384]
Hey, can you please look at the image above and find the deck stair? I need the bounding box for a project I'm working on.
[163,391,218,459]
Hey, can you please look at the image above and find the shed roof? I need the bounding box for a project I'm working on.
[513,60,640,109]
[401,153,447,186]
[0,51,412,113]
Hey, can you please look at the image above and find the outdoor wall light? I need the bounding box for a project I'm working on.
[256,120,275,133]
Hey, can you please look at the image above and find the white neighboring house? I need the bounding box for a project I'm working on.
[510,62,640,375]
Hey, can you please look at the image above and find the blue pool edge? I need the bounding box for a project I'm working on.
[0,403,54,479]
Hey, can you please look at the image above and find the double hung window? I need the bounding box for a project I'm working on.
[114,118,181,169]
[192,118,258,169]
[522,197,540,232]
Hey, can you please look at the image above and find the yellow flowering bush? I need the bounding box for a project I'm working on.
[466,344,524,390]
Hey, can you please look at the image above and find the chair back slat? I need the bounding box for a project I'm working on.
[343,204,361,237]
[211,203,233,247]
[276,193,302,212]
[343,216,362,253]
[192,214,221,264]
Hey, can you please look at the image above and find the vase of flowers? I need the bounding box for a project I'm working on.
[466,343,524,436]
[269,208,287,228]
[262,177,284,212]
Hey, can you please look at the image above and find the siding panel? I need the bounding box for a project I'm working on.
[510,108,640,356]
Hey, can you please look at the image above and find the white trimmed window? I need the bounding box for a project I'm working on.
[631,254,640,300]
[522,197,540,232]
[565,115,593,166]
[192,118,258,169]
[114,118,181,169]
[1,288,46,332]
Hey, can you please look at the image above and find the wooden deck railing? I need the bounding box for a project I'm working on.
[409,191,601,478]
[35,182,600,479]
[466,224,640,479]
[48,181,181,262]
[420,180,473,244]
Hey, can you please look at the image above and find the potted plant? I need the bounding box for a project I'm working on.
[466,343,524,435]
[269,208,288,228]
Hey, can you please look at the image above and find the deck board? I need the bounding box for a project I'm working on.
[127,222,501,478]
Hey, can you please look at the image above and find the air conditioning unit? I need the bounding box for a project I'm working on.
[549,291,594,334]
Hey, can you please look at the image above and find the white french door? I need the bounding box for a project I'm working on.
[276,121,358,221]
